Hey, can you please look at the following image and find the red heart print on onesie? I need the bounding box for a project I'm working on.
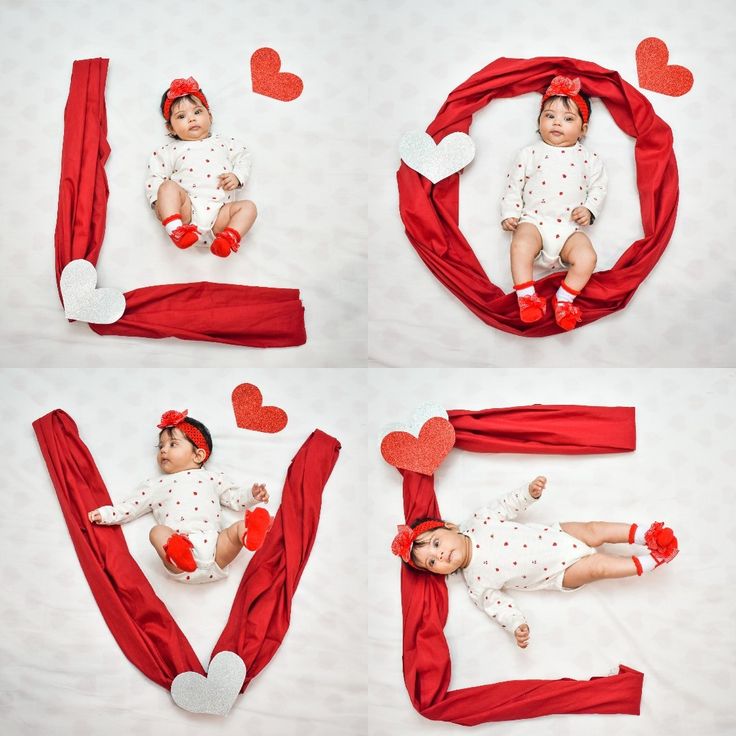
[635,38,693,96]
[251,48,304,101]
[381,417,456,476]
[232,383,288,433]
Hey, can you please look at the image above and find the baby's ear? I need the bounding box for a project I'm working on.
[445,522,460,532]
[193,447,207,464]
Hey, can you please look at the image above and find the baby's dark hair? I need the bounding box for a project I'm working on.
[538,91,592,124]
[159,417,213,463]
[160,91,209,139]
[408,516,445,569]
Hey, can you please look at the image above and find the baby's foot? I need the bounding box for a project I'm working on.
[552,296,582,331]
[210,227,241,258]
[163,533,197,572]
[518,294,547,323]
[644,522,679,565]
[169,224,200,249]
[242,507,273,551]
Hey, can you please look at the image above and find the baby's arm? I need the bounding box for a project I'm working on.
[218,472,269,511]
[500,148,528,226]
[469,585,529,646]
[226,137,252,189]
[88,482,155,526]
[476,483,540,522]
[582,155,608,220]
[144,146,173,207]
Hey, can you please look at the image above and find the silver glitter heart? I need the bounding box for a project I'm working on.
[399,131,475,184]
[171,651,246,717]
[60,259,126,324]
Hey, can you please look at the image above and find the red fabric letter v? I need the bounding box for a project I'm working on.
[400,405,643,724]
[33,410,340,691]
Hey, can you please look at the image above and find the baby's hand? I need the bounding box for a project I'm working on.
[88,509,102,524]
[528,476,546,499]
[571,207,592,226]
[217,172,240,191]
[515,624,530,649]
[251,483,269,504]
[501,217,519,232]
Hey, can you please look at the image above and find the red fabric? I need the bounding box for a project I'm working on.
[397,56,678,336]
[33,410,340,691]
[56,58,306,347]
[399,404,642,724]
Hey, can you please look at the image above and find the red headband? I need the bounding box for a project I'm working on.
[162,77,210,121]
[541,76,589,124]
[157,409,211,460]
[391,520,446,568]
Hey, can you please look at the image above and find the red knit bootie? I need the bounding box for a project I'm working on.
[518,294,547,323]
[161,214,199,248]
[552,295,582,331]
[163,533,197,572]
[241,507,273,551]
[210,227,241,257]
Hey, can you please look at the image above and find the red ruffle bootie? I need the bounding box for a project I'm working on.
[518,294,547,323]
[169,224,200,249]
[552,296,582,331]
[644,521,679,566]
[163,533,197,572]
[210,227,241,258]
[241,507,273,551]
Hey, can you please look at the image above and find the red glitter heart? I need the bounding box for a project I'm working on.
[636,37,693,97]
[381,417,455,476]
[251,47,303,101]
[232,383,288,433]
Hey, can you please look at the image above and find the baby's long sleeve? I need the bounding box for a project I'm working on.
[583,154,608,219]
[468,585,527,635]
[474,485,537,522]
[218,473,259,511]
[96,481,155,525]
[499,148,529,221]
[144,145,174,206]
[226,137,252,188]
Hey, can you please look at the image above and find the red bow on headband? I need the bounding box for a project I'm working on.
[546,76,581,97]
[391,520,445,566]
[542,76,589,123]
[157,409,189,429]
[162,77,209,120]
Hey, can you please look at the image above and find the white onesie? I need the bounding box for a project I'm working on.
[95,467,259,584]
[145,132,252,238]
[500,140,607,268]
[459,486,596,637]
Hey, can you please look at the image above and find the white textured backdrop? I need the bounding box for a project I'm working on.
[367,0,736,366]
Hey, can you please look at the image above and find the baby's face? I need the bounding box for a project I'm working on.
[538,98,588,147]
[167,97,212,141]
[412,525,470,575]
[157,427,204,473]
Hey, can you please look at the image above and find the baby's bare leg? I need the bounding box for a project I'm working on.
[562,552,638,589]
[559,232,597,292]
[154,180,193,223]
[510,223,542,285]
[149,524,183,573]
[212,201,257,237]
[214,521,246,569]
[560,521,631,547]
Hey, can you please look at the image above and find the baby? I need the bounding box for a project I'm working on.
[88,409,271,584]
[145,77,257,258]
[501,77,608,331]
[391,477,678,648]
